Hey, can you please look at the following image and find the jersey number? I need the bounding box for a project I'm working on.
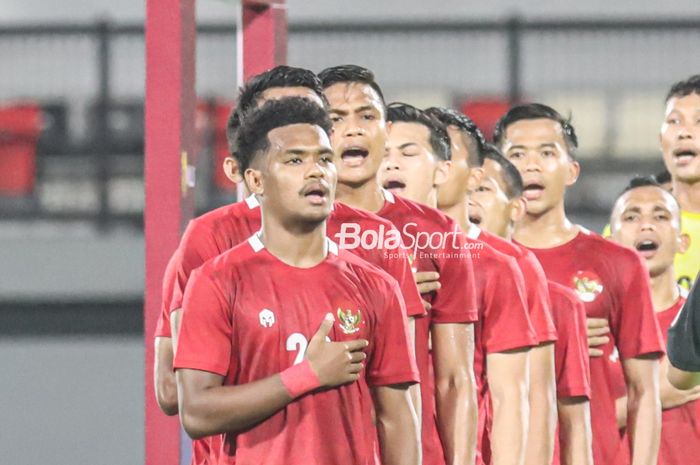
[285,332,332,365]
[286,333,308,365]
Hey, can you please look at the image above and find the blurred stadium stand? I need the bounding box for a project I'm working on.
[1,18,693,232]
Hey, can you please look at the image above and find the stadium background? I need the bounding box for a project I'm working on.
[1,1,699,464]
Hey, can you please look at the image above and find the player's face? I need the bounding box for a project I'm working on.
[259,86,326,109]
[437,126,473,209]
[611,186,685,278]
[380,122,444,204]
[324,82,387,186]
[501,119,579,216]
[469,159,516,237]
[661,92,700,184]
[251,123,337,224]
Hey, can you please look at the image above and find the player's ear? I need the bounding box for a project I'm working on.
[244,168,264,196]
[467,167,485,193]
[678,232,691,254]
[223,157,243,184]
[434,160,451,187]
[510,197,527,223]
[565,159,580,186]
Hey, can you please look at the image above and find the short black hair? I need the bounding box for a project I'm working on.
[665,75,700,102]
[386,102,450,161]
[318,65,386,107]
[227,66,325,154]
[655,169,672,185]
[234,97,332,174]
[620,175,663,195]
[482,143,524,199]
[425,106,486,167]
[493,103,578,158]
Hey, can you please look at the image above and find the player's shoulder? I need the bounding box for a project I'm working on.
[579,227,641,262]
[477,227,525,257]
[186,197,259,234]
[198,235,261,276]
[332,201,397,230]
[547,280,579,306]
[387,190,458,232]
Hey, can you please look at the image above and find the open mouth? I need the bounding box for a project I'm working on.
[635,239,659,258]
[469,214,482,225]
[340,147,369,167]
[301,183,328,206]
[523,182,545,200]
[383,179,406,192]
[673,148,698,165]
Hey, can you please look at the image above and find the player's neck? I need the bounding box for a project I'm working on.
[513,203,578,248]
[335,179,386,213]
[650,266,680,312]
[673,178,700,213]
[258,216,329,268]
[439,197,469,231]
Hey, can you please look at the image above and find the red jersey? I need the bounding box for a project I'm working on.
[548,281,592,465]
[641,292,699,465]
[174,235,419,465]
[156,195,425,464]
[376,190,478,465]
[157,195,425,337]
[469,225,558,345]
[519,228,664,465]
[465,234,537,465]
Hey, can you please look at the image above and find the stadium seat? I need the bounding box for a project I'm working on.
[533,91,608,159]
[0,102,42,196]
[458,98,511,141]
[612,91,665,159]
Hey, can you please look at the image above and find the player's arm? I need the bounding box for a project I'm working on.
[432,322,477,465]
[525,343,557,465]
[668,366,700,390]
[486,348,530,465]
[372,383,421,465]
[154,336,178,415]
[621,355,661,465]
[557,397,593,465]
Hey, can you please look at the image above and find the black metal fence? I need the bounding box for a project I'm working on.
[0,18,697,228]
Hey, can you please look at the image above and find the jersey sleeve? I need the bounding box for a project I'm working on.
[170,220,223,312]
[552,292,591,399]
[154,250,181,338]
[173,267,233,377]
[481,256,537,353]
[520,253,558,344]
[614,251,665,360]
[379,226,426,318]
[430,225,479,324]
[366,279,420,387]
[668,273,700,370]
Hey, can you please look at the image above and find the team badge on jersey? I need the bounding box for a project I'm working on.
[572,271,604,303]
[337,308,362,334]
[259,309,276,328]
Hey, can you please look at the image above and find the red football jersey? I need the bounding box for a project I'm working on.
[158,195,425,337]
[548,281,591,400]
[548,281,592,465]
[154,250,181,338]
[376,190,478,465]
[469,225,558,345]
[466,235,537,465]
[644,293,699,465]
[174,235,419,465]
[519,228,664,465]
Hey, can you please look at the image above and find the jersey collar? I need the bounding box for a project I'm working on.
[466,223,481,240]
[248,232,339,256]
[245,194,260,209]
